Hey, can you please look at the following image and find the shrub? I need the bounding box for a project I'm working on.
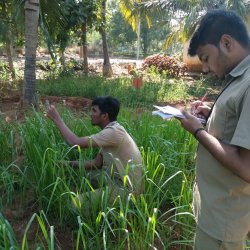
[142,54,188,77]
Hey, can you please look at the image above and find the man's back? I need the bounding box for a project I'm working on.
[91,121,143,194]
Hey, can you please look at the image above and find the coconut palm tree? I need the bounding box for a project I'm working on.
[142,0,250,48]
[22,0,40,105]
[119,0,151,60]
[13,0,66,105]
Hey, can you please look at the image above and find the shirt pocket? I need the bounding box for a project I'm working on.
[207,101,227,139]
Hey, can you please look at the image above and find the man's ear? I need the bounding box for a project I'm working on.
[220,34,233,51]
[102,112,109,120]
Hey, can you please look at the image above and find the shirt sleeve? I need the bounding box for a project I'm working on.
[90,127,123,147]
[231,87,250,150]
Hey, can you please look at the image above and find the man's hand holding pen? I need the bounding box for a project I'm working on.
[191,92,211,119]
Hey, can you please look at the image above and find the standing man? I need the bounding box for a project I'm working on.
[46,96,143,200]
[179,10,250,249]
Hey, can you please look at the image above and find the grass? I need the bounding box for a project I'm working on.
[0,73,208,249]
[37,74,210,108]
[0,212,18,249]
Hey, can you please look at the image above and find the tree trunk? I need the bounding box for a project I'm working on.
[6,42,16,80]
[100,0,112,77]
[136,18,141,61]
[81,20,88,75]
[23,0,40,106]
[100,28,113,77]
[59,50,66,70]
[141,23,149,56]
[2,1,15,80]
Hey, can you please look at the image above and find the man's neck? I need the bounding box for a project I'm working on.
[100,120,114,129]
[233,46,250,66]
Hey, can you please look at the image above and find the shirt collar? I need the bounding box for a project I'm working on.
[105,121,118,128]
[229,54,250,78]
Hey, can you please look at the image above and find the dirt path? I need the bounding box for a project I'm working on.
[0,54,143,79]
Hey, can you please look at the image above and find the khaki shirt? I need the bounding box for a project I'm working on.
[194,55,250,241]
[91,121,143,194]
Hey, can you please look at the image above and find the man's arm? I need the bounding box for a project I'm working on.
[46,105,98,148]
[179,111,250,183]
[83,153,103,170]
[69,153,103,170]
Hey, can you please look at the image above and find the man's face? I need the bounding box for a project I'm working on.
[197,43,232,80]
[90,105,105,126]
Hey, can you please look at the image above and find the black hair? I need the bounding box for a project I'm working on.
[92,96,120,122]
[188,9,250,56]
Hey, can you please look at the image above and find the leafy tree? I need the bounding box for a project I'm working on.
[108,2,137,52]
[46,0,97,75]
[108,2,170,56]
[108,4,137,52]
[144,16,171,53]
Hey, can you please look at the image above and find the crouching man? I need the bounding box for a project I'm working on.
[46,96,143,208]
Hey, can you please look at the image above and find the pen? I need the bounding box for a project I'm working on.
[197,92,208,109]
[192,92,208,116]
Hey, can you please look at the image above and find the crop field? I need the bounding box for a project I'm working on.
[0,74,214,249]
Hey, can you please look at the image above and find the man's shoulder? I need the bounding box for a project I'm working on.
[105,122,126,131]
[92,122,126,138]
[90,122,130,147]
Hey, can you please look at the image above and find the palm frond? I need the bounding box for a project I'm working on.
[142,0,250,49]
[39,0,68,38]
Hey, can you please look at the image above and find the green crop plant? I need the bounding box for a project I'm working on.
[0,54,222,249]
[0,212,18,249]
